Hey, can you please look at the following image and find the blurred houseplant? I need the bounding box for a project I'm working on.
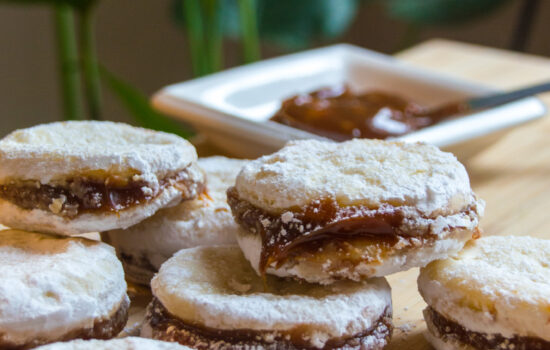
[174,0,514,77]
[1,0,516,136]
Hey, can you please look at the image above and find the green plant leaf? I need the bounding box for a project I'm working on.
[384,0,511,25]
[173,0,360,50]
[173,0,224,76]
[178,0,207,76]
[202,0,223,73]
[79,5,102,120]
[101,67,195,139]
[238,0,261,63]
[54,4,84,120]
[256,0,361,49]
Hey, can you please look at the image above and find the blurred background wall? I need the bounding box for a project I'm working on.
[1,0,549,136]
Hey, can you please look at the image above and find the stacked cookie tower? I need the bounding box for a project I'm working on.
[141,139,485,349]
[0,121,206,349]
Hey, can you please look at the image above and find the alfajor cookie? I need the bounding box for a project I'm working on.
[418,235,550,350]
[142,245,393,350]
[0,229,129,349]
[0,121,204,235]
[103,156,247,285]
[228,139,484,284]
[35,337,192,350]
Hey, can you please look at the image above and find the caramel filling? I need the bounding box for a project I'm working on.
[227,187,477,275]
[427,307,550,350]
[146,297,392,350]
[0,168,203,218]
[0,297,129,350]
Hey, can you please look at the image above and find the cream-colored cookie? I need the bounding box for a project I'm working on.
[103,157,246,285]
[35,337,192,350]
[0,121,204,235]
[0,229,129,349]
[229,139,484,284]
[235,139,475,216]
[142,246,393,350]
[418,235,550,350]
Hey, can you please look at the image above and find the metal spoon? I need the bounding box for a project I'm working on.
[420,80,550,122]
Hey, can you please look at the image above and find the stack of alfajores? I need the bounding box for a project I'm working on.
[141,139,486,350]
[2,121,548,350]
[0,121,206,349]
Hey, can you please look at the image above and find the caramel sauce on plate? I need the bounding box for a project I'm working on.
[271,85,466,140]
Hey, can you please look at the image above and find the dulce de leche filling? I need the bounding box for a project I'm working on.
[0,167,204,218]
[227,187,477,275]
[146,297,392,350]
[426,307,550,350]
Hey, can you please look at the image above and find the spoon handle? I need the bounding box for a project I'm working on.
[468,81,550,110]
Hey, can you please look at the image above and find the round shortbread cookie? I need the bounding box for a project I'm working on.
[0,229,129,349]
[142,245,393,350]
[0,121,204,235]
[104,157,247,285]
[228,139,484,284]
[35,337,192,350]
[235,139,474,216]
[418,235,550,349]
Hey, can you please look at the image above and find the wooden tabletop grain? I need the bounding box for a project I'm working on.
[129,39,550,349]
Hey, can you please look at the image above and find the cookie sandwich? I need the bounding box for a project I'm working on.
[142,245,393,350]
[0,229,129,349]
[228,139,484,284]
[0,121,204,235]
[418,235,550,350]
[35,337,192,350]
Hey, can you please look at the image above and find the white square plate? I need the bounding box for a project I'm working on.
[152,44,546,159]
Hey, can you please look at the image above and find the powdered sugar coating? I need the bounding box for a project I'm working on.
[0,121,197,184]
[235,139,475,216]
[105,157,246,283]
[151,245,392,349]
[418,235,550,341]
[36,337,192,350]
[0,229,128,346]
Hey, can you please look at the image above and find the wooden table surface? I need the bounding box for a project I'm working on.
[128,39,550,348]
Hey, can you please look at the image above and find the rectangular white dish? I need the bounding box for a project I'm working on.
[152,44,546,159]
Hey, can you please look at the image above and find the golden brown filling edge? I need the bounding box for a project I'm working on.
[227,187,479,274]
[0,168,204,218]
